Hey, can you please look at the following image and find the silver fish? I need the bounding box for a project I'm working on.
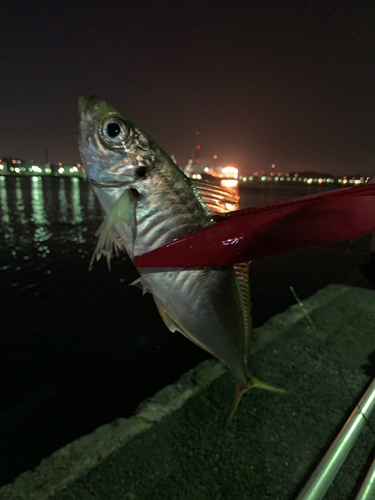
[77,95,283,424]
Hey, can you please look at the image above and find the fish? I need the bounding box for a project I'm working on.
[77,95,284,425]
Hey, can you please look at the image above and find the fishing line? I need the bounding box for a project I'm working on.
[290,285,375,440]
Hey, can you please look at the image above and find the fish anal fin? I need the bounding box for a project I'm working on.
[154,298,180,332]
[153,299,217,358]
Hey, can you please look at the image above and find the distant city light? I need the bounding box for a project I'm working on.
[58,162,62,166]
[58,167,64,174]
[221,179,238,188]
[213,154,217,159]
[221,166,238,179]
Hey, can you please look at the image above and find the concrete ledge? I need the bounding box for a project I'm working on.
[0,284,350,500]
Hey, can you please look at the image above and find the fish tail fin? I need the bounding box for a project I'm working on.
[248,375,287,394]
[223,375,287,427]
[223,379,248,428]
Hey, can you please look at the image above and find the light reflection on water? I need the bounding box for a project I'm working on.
[58,178,69,223]
[71,177,83,225]
[0,177,102,260]
[15,178,27,226]
[31,177,52,248]
[0,176,11,233]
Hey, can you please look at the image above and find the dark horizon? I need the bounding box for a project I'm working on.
[1,1,374,176]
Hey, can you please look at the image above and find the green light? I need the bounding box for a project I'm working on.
[261,175,266,181]
[249,176,253,180]
[280,176,284,181]
[275,176,279,181]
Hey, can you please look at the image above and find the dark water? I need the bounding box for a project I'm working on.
[0,176,373,486]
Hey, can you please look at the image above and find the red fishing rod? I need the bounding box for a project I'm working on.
[134,184,375,268]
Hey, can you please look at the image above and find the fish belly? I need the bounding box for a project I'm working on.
[139,266,247,382]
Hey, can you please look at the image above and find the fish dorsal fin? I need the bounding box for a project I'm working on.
[190,179,240,214]
[233,262,252,361]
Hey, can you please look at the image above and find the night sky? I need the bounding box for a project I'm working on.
[1,0,374,176]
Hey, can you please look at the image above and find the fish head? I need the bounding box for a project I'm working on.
[77,95,157,195]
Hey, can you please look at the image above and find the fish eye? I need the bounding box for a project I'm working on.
[102,118,128,142]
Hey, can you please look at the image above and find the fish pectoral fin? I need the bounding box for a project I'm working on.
[89,214,130,272]
[223,376,286,427]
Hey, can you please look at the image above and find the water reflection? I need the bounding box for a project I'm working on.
[0,176,12,244]
[71,177,83,224]
[87,183,96,216]
[15,177,27,225]
[58,178,68,222]
[31,177,52,249]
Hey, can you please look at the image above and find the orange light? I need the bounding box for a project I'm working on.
[221,166,238,179]
[221,179,238,188]
[58,162,62,166]
[12,159,16,164]
[77,163,81,167]
[294,173,298,177]
[213,154,217,159]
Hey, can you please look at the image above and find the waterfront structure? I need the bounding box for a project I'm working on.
[0,158,85,178]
